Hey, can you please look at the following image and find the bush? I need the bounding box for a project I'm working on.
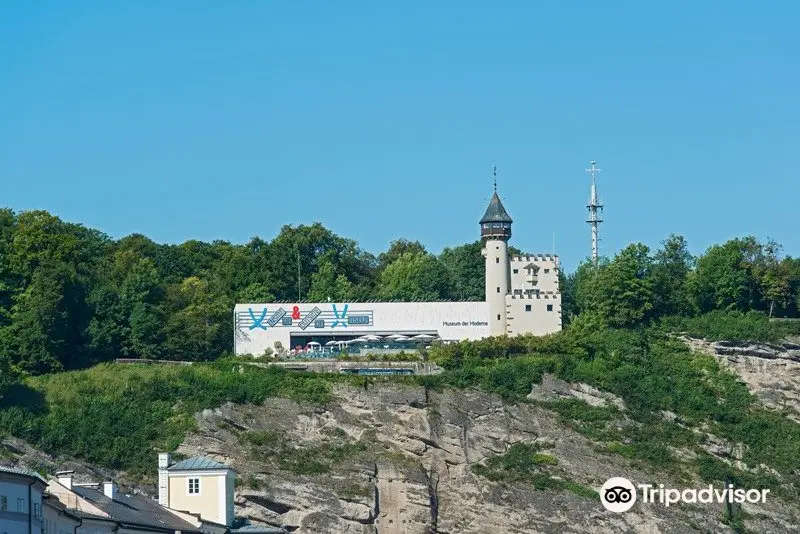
[0,362,337,477]
[662,310,792,343]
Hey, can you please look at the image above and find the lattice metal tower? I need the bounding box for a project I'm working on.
[586,161,603,265]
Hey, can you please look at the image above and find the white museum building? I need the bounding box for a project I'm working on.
[234,186,562,356]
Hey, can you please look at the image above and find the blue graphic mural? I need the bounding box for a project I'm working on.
[236,303,374,330]
[248,308,268,330]
[266,308,286,327]
[331,304,349,328]
[298,306,322,330]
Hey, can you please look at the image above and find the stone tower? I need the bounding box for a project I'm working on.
[480,179,513,336]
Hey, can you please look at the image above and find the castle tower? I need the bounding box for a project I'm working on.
[480,168,512,336]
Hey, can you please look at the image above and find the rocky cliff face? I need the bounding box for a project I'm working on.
[171,378,797,534]
[682,336,800,421]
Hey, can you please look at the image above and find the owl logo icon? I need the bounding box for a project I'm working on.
[600,477,637,512]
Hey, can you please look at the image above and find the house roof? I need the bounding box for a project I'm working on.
[479,192,513,224]
[71,486,202,533]
[69,509,118,523]
[0,465,48,485]
[232,526,288,534]
[167,456,230,471]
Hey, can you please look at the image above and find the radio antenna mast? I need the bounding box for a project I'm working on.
[586,161,604,266]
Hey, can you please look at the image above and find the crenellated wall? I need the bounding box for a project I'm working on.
[505,290,562,336]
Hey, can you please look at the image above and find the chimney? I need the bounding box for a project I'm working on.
[158,453,171,507]
[103,481,118,500]
[56,470,74,490]
[158,453,171,470]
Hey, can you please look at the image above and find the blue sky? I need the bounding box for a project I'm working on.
[1,2,797,273]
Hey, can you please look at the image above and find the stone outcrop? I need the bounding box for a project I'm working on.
[527,374,625,410]
[681,336,800,419]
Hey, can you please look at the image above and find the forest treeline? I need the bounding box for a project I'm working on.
[1,209,799,378]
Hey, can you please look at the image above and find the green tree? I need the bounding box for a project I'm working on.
[237,283,276,303]
[688,237,762,313]
[439,241,485,301]
[650,234,694,317]
[570,259,608,319]
[378,239,427,270]
[3,265,88,373]
[600,244,654,327]
[575,245,654,327]
[0,353,18,403]
[752,241,792,317]
[0,209,17,327]
[267,223,374,301]
[163,277,232,361]
[377,252,454,301]
[308,257,354,302]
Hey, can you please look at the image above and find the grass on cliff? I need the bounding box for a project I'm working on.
[239,429,369,476]
[0,361,338,478]
[471,442,599,500]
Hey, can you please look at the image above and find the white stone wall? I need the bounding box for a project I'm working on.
[509,254,560,295]
[505,292,562,336]
[234,301,490,355]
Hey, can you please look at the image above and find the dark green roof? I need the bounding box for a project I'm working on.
[167,457,229,471]
[0,465,47,484]
[480,192,513,224]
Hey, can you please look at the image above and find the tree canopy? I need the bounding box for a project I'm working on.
[0,207,798,375]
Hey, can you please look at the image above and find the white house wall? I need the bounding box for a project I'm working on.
[0,475,44,534]
[234,301,490,355]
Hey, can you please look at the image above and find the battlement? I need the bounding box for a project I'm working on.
[510,254,559,263]
[506,291,561,300]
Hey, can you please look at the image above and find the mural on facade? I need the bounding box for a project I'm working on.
[236,303,374,332]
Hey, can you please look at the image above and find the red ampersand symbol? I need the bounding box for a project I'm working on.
[292,306,301,320]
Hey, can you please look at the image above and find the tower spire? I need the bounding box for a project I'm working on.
[586,160,604,266]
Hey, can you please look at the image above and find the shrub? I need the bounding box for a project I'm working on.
[0,362,336,477]
[662,310,792,343]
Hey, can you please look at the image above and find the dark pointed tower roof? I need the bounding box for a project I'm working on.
[480,191,513,224]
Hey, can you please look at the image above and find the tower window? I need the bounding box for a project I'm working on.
[188,478,200,495]
[497,314,501,320]
[547,305,553,312]
[496,257,499,263]
[513,269,518,274]
[525,305,532,312]
[497,287,500,293]
[544,269,550,274]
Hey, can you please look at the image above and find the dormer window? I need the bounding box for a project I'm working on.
[188,478,200,495]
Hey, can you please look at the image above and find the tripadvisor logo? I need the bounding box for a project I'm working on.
[600,477,771,513]
[600,477,637,513]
